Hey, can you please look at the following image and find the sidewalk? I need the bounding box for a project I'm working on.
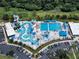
[2,27,8,43]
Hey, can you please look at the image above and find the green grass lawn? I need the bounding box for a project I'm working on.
[0,7,79,22]
[0,54,14,59]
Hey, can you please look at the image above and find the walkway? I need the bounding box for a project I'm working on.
[2,26,8,43]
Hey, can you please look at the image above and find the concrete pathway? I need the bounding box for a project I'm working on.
[2,26,8,43]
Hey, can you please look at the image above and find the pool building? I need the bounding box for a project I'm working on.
[5,20,71,49]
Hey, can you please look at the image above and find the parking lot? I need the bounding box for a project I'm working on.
[0,44,31,59]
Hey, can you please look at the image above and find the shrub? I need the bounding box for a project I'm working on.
[8,39,13,43]
[13,41,18,44]
[68,15,73,19]
[61,15,67,19]
[55,15,60,19]
[26,18,31,21]
[14,27,17,30]
[44,15,51,20]
[18,42,22,46]
[9,15,14,22]
[2,14,9,21]
[73,15,79,20]
[23,44,26,47]
[50,15,54,19]
[6,50,14,56]
[35,15,41,21]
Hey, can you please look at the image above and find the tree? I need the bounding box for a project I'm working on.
[24,3,41,10]
[73,15,79,20]
[18,42,22,46]
[76,4,79,10]
[60,3,76,12]
[70,41,77,59]
[23,44,26,47]
[43,4,54,10]
[61,15,67,19]
[44,15,51,20]
[4,6,10,11]
[11,0,17,7]
[0,0,79,11]
[55,49,69,59]
[13,41,18,44]
[2,14,9,21]
[35,15,41,21]
[1,0,10,11]
[8,39,13,43]
[9,15,14,22]
[55,15,60,19]
[68,15,73,19]
[7,50,14,56]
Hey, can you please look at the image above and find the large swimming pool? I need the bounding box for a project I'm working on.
[49,23,61,31]
[40,23,61,31]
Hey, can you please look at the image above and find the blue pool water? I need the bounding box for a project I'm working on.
[49,23,61,31]
[40,23,61,31]
[17,21,39,45]
[40,23,48,31]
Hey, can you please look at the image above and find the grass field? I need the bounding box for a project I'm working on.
[0,7,79,22]
[0,54,14,59]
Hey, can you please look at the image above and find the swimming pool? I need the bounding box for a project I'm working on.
[40,23,61,31]
[17,21,39,45]
[40,23,48,31]
[49,23,61,31]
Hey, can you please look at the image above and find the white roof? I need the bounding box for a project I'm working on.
[5,22,13,30]
[69,22,79,35]
[5,22,16,36]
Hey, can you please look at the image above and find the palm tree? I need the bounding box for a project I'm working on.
[55,49,69,59]
[69,41,77,59]
[7,50,14,56]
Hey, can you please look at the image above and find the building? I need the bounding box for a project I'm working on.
[5,22,16,39]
